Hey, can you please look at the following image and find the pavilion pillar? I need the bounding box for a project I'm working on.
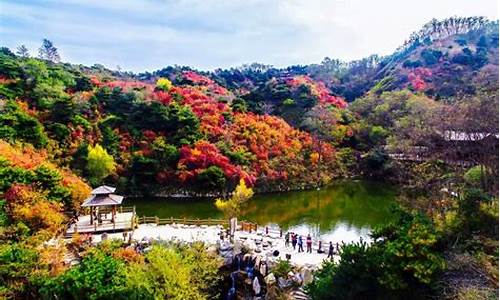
[112,205,116,223]
[90,207,94,225]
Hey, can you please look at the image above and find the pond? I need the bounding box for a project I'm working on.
[125,180,397,243]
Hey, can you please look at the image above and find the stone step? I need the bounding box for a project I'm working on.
[290,289,311,300]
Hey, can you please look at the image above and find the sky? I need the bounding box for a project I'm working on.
[0,0,498,72]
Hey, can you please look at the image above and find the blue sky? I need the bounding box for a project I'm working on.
[0,0,497,72]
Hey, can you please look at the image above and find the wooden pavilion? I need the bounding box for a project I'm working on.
[82,185,124,225]
[66,185,135,236]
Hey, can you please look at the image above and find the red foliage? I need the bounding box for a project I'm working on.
[287,76,347,108]
[151,90,172,105]
[170,86,230,136]
[177,140,253,184]
[408,67,432,91]
[0,76,16,84]
[90,77,101,86]
[182,71,214,85]
[181,71,229,96]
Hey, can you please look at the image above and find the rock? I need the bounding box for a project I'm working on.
[301,267,313,285]
[265,273,276,285]
[278,277,292,289]
[218,240,233,252]
[243,239,257,251]
[206,245,218,256]
[293,272,304,285]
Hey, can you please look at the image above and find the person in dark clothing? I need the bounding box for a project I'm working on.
[306,234,312,253]
[291,233,297,250]
[327,242,334,259]
[298,236,304,253]
[317,241,324,253]
[285,232,290,247]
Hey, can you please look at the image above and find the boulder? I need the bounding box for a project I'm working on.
[278,277,292,289]
[301,267,313,285]
[264,273,276,285]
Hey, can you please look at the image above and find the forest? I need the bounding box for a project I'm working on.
[0,16,498,299]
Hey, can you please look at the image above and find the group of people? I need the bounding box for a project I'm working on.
[284,232,341,259]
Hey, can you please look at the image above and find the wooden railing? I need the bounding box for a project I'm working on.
[72,220,134,233]
[82,206,135,215]
[137,216,228,227]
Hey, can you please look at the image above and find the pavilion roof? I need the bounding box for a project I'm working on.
[81,193,124,207]
[91,185,116,194]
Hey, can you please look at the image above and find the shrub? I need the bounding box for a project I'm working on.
[306,208,445,299]
[464,165,483,186]
[273,259,292,279]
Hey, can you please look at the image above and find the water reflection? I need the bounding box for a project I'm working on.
[127,180,396,241]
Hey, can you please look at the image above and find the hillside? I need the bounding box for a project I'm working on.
[0,54,347,196]
[206,17,498,102]
[0,17,497,197]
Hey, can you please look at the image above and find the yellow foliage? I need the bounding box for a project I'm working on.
[215,178,254,219]
[38,242,68,276]
[156,77,173,91]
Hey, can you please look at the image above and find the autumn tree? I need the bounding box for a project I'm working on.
[214,178,254,220]
[86,144,116,185]
[156,77,172,91]
[38,39,60,62]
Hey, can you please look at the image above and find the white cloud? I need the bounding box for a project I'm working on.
[1,0,497,71]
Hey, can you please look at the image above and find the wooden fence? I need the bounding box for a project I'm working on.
[137,216,229,227]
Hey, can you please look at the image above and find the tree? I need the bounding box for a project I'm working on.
[86,144,116,185]
[214,178,254,220]
[306,208,445,299]
[156,77,172,91]
[16,45,30,58]
[125,244,222,300]
[38,39,60,62]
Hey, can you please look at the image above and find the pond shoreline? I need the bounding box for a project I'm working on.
[121,177,384,200]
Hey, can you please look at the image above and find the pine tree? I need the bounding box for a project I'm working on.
[16,45,30,58]
[38,39,60,62]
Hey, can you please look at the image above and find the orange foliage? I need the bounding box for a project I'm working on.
[38,243,68,276]
[5,184,65,234]
[0,140,91,210]
[0,140,47,169]
[113,247,144,264]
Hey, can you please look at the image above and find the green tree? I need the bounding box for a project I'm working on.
[16,45,30,58]
[86,144,116,185]
[306,208,445,300]
[39,249,128,300]
[196,166,226,192]
[125,243,222,300]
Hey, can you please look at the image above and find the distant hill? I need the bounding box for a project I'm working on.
[204,17,498,101]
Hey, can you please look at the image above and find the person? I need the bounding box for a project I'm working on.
[327,242,334,259]
[291,233,297,250]
[306,234,312,253]
[317,240,324,254]
[285,232,290,247]
[335,242,340,254]
[298,236,304,253]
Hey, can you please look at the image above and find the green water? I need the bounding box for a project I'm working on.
[126,180,397,242]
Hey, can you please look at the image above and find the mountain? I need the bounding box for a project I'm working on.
[208,17,498,101]
[0,16,497,196]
